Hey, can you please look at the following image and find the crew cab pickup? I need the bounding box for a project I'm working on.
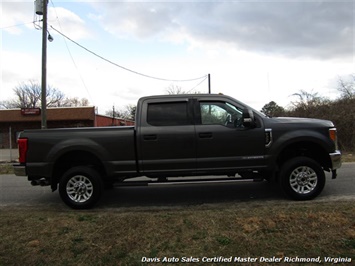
[14,94,342,209]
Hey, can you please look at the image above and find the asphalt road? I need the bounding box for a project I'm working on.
[0,163,354,209]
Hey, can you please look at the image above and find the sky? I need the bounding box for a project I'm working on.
[1,0,354,114]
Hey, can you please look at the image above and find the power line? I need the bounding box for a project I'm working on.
[0,21,34,30]
[187,75,208,93]
[50,26,208,83]
[49,0,95,105]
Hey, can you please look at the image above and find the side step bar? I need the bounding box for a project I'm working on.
[115,177,264,187]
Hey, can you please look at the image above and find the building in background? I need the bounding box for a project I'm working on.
[0,107,134,148]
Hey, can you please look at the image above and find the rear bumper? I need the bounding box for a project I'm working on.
[329,150,342,170]
[13,163,27,176]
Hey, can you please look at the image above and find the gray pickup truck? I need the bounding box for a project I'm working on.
[14,94,341,209]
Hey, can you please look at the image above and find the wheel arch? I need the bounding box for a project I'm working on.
[276,141,331,170]
[51,150,107,191]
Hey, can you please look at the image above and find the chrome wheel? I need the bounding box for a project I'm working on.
[279,157,325,200]
[60,166,103,209]
[66,175,94,203]
[289,166,318,194]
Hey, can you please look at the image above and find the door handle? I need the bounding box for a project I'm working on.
[143,134,157,141]
[199,132,213,139]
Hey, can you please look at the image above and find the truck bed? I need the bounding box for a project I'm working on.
[22,126,138,179]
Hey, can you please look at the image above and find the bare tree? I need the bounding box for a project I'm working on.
[120,104,136,121]
[0,80,89,109]
[46,88,67,107]
[105,106,122,119]
[66,97,90,107]
[337,74,355,99]
[166,84,185,95]
[165,84,200,95]
[106,104,136,121]
[290,90,326,110]
[1,81,41,108]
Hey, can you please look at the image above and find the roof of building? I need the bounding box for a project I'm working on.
[0,106,95,122]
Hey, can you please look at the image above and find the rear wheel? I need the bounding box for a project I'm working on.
[279,157,325,200]
[59,166,103,209]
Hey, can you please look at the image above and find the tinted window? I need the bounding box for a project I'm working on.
[147,102,189,126]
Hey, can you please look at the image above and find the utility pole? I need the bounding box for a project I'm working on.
[112,105,115,126]
[36,0,48,129]
[208,73,211,94]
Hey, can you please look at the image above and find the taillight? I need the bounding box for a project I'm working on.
[18,138,28,163]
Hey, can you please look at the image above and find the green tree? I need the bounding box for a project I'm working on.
[261,101,285,117]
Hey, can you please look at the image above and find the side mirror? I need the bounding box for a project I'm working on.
[242,108,256,128]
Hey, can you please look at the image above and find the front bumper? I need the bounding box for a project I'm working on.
[329,150,342,170]
[13,163,27,176]
[329,150,342,179]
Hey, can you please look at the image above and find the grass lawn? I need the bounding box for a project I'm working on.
[0,201,354,265]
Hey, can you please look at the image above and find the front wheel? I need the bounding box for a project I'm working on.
[59,166,103,209]
[279,157,325,200]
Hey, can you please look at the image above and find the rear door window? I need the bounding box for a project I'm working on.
[147,102,190,126]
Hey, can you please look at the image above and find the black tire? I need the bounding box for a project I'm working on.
[59,166,103,209]
[279,156,325,200]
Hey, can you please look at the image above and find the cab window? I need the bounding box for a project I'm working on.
[147,102,190,126]
[199,102,243,128]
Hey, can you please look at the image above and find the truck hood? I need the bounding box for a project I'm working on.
[267,117,334,128]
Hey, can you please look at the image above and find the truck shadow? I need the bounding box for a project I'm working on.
[98,181,284,209]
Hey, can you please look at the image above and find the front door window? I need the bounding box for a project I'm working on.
[200,102,243,128]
